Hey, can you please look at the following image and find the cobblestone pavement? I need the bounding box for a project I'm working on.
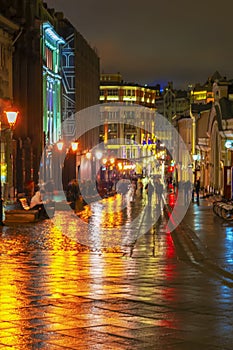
[0,194,233,349]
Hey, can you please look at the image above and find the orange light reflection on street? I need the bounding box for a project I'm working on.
[0,253,46,347]
[100,194,123,229]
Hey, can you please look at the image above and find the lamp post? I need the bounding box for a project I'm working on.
[70,142,79,181]
[0,109,18,225]
[56,140,64,191]
[55,140,79,191]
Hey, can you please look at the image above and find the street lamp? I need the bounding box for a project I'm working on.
[4,111,19,129]
[69,141,79,181]
[71,141,78,152]
[55,140,79,191]
[0,109,19,225]
[86,151,91,160]
[55,140,64,191]
[56,140,64,152]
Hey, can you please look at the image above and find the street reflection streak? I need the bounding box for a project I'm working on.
[0,255,40,347]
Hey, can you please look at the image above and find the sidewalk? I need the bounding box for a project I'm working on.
[167,194,233,287]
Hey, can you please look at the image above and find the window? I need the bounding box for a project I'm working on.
[0,44,6,68]
[45,46,53,70]
[107,89,118,96]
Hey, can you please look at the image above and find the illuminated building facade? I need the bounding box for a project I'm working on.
[0,0,61,191]
[1,0,100,192]
[100,73,159,108]
[98,75,162,177]
[190,72,220,105]
[98,104,159,176]
[42,22,64,146]
[57,14,100,134]
[41,21,65,180]
[55,14,100,187]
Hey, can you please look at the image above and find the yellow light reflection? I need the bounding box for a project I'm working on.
[0,254,41,347]
[100,194,123,229]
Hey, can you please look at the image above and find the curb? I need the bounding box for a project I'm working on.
[163,201,233,287]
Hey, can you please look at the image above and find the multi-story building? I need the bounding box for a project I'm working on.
[0,0,100,192]
[155,82,190,122]
[0,13,19,199]
[97,74,162,178]
[0,0,58,191]
[100,73,160,109]
[155,82,191,183]
[206,76,233,198]
[189,72,219,105]
[55,13,100,187]
[175,72,233,197]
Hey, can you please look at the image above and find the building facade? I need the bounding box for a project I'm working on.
[1,0,100,193]
[0,13,19,199]
[98,74,161,178]
[100,73,160,109]
[0,0,56,191]
[56,13,100,188]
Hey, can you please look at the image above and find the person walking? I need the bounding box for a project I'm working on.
[184,180,191,205]
[128,181,136,202]
[155,178,163,207]
[138,180,143,197]
[145,179,154,205]
[195,178,201,205]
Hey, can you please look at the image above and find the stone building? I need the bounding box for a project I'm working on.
[0,13,19,199]
[0,0,100,192]
[54,13,100,187]
[100,73,160,109]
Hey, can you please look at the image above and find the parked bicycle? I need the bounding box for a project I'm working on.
[213,198,233,220]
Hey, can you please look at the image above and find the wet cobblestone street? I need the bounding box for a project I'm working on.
[1,194,233,349]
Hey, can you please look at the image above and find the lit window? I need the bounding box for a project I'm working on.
[45,46,53,70]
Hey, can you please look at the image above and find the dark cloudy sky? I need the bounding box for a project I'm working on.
[46,0,233,89]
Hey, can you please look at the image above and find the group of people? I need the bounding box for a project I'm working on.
[145,178,164,206]
[114,176,165,206]
[183,178,201,205]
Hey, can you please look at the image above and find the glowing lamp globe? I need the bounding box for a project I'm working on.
[57,140,64,151]
[5,110,18,128]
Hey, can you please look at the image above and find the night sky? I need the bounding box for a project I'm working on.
[45,0,233,89]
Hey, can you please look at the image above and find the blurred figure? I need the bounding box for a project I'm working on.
[128,181,136,202]
[66,179,81,210]
[155,178,163,206]
[184,180,191,205]
[116,178,131,196]
[145,179,154,205]
[44,180,55,201]
[195,178,201,205]
[138,179,143,197]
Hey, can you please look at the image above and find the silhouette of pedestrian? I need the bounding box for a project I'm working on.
[138,180,143,197]
[145,179,154,205]
[155,179,163,207]
[195,178,200,205]
[184,180,191,205]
